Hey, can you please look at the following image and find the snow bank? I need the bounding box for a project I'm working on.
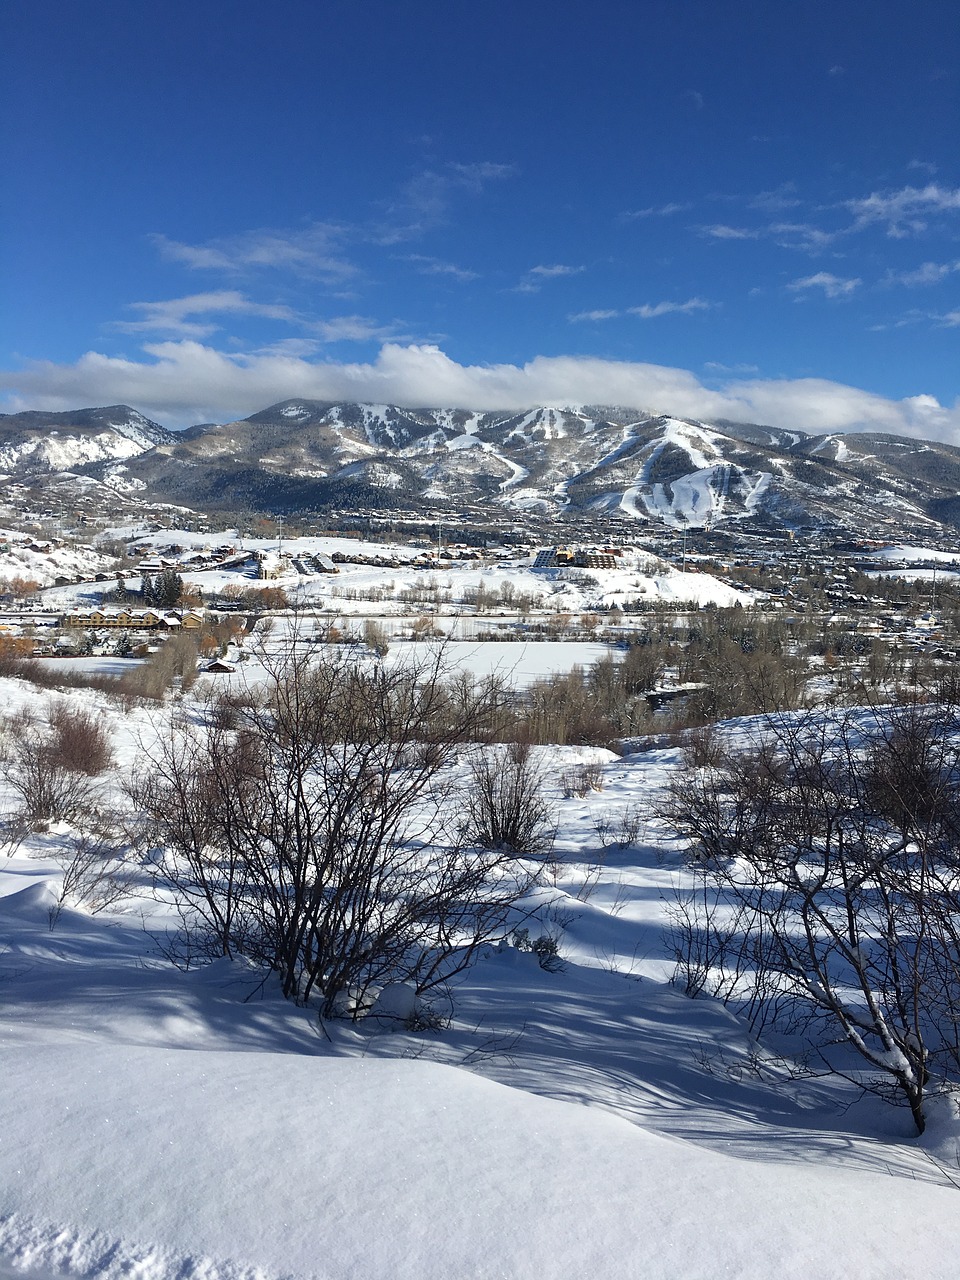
[865,546,960,565]
[2,1046,960,1280]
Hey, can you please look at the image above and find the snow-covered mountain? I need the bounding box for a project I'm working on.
[6,399,960,537]
[0,405,174,473]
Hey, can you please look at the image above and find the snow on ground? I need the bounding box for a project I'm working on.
[39,533,754,616]
[1,687,958,1278]
[195,628,619,690]
[4,1036,960,1280]
[33,656,144,678]
[382,639,613,685]
[0,533,114,589]
[864,545,960,565]
[867,567,960,585]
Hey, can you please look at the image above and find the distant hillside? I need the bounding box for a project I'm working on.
[5,398,960,539]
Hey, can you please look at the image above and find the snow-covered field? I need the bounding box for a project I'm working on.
[864,545,960,565]
[3,680,960,1278]
[39,528,751,618]
[0,532,115,589]
[234,630,618,688]
[862,545,960,583]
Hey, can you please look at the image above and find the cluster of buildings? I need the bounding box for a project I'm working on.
[61,607,206,631]
[533,547,623,570]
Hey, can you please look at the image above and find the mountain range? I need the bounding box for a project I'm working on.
[1,399,958,539]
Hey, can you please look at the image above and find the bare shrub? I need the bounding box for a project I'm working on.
[118,633,199,700]
[661,704,960,1134]
[560,761,605,799]
[520,670,618,747]
[128,645,533,1019]
[511,926,564,972]
[0,705,104,827]
[593,802,646,849]
[46,700,113,775]
[463,742,556,858]
[682,723,725,769]
[49,816,130,926]
[362,619,390,656]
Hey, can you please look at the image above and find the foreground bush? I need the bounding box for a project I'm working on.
[129,645,533,1019]
[663,702,960,1133]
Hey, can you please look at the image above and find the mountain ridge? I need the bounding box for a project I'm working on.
[3,399,959,539]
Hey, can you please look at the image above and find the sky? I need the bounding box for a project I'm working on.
[1,0,959,439]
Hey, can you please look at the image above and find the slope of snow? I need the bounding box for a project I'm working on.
[383,640,614,685]
[3,1041,960,1280]
[0,431,145,472]
[0,535,115,587]
[102,410,171,449]
[866,546,960,565]
[1,690,960,1277]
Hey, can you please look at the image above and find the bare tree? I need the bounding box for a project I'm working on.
[129,644,533,1019]
[462,741,556,859]
[0,701,110,827]
[662,704,960,1133]
[49,816,130,926]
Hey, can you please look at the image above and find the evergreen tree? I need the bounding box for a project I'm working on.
[157,568,184,608]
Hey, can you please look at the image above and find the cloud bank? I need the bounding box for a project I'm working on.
[2,341,958,443]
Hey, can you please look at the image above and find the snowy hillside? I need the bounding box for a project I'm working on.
[32,527,753,618]
[0,532,116,588]
[0,399,944,537]
[2,679,960,1279]
[0,406,173,474]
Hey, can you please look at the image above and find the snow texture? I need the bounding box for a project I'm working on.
[1,688,959,1278]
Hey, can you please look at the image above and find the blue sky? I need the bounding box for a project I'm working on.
[2,0,959,438]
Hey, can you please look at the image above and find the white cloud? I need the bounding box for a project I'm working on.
[788,272,861,299]
[884,260,960,287]
[528,264,583,279]
[5,341,958,443]
[114,291,298,339]
[112,292,398,345]
[846,184,960,238]
[622,202,692,220]
[248,338,322,358]
[514,264,584,293]
[568,299,711,322]
[448,161,516,186]
[403,255,479,282]
[704,361,760,375]
[308,316,406,343]
[377,161,516,242]
[151,224,356,282]
[748,184,801,213]
[702,221,838,253]
[568,309,620,322]
[768,222,838,252]
[701,224,760,241]
[871,306,960,331]
[627,298,712,318]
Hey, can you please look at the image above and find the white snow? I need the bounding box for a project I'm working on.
[384,639,615,685]
[443,432,482,452]
[0,432,145,473]
[3,1041,960,1280]
[1,693,960,1277]
[493,452,530,490]
[866,545,960,565]
[0,533,115,588]
[742,469,773,509]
